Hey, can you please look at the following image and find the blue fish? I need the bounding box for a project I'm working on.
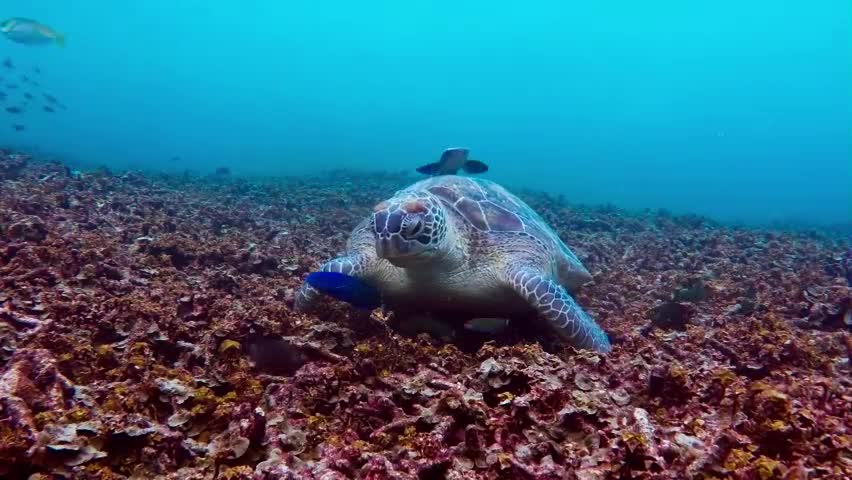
[305,271,382,310]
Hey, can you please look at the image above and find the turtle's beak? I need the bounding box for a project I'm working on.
[376,233,430,268]
[374,209,407,260]
[375,235,411,259]
[375,237,391,259]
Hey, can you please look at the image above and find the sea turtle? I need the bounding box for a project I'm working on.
[416,147,489,176]
[295,175,612,352]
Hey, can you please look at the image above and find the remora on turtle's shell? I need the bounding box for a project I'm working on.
[416,147,489,176]
[296,175,611,352]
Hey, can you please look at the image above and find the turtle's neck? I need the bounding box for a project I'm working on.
[427,220,466,273]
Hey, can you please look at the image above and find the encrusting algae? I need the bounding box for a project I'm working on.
[0,151,849,478]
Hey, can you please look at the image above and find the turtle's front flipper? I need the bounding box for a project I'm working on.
[507,267,611,352]
[295,255,375,312]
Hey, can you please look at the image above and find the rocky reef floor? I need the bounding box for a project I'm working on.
[1,150,850,479]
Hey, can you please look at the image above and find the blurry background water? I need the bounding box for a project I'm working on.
[0,0,849,227]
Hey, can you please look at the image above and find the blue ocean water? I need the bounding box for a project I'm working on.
[0,1,849,228]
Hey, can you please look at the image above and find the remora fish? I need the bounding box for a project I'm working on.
[1,18,65,47]
[464,317,510,334]
[416,147,489,176]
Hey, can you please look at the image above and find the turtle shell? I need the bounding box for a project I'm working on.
[398,176,591,289]
[404,176,543,232]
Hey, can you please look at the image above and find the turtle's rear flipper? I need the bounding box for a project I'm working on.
[416,162,443,175]
[462,160,488,174]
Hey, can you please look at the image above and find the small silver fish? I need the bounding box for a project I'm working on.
[464,317,510,334]
[1,18,65,47]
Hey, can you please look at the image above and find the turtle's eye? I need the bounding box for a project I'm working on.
[402,215,424,239]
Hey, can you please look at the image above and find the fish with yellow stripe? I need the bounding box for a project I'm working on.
[1,18,65,47]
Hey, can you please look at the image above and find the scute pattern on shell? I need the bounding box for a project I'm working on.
[403,175,563,248]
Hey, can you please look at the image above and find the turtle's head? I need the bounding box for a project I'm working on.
[372,193,449,267]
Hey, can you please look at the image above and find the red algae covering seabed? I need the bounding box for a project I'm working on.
[0,150,850,480]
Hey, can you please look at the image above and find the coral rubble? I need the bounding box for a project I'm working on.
[1,150,850,479]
